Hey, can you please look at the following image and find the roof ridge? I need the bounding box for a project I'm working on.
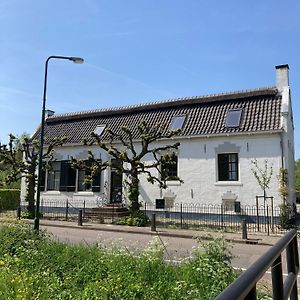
[48,86,277,121]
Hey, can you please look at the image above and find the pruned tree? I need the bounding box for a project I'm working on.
[0,134,66,217]
[72,119,183,213]
[251,159,273,203]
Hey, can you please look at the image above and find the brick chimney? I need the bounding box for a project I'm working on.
[275,64,289,91]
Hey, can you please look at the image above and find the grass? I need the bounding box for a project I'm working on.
[0,220,273,299]
[0,221,239,299]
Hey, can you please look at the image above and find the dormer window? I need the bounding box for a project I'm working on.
[225,109,242,128]
[94,125,106,136]
[169,115,186,131]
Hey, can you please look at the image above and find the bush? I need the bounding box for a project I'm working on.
[279,203,295,229]
[117,210,149,226]
[0,189,20,210]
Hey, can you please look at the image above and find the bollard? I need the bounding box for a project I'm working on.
[78,209,83,226]
[65,200,69,221]
[151,213,156,232]
[17,207,21,219]
[242,219,247,239]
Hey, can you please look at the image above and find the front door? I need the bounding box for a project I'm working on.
[110,169,123,204]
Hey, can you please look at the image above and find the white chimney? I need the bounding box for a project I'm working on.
[275,64,289,91]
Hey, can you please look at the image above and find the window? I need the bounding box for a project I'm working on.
[169,115,186,131]
[77,162,101,192]
[59,161,76,191]
[47,162,61,191]
[225,109,242,128]
[161,154,178,180]
[94,125,106,136]
[218,153,238,181]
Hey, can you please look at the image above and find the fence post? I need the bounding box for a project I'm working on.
[83,200,86,217]
[221,204,224,230]
[271,256,284,300]
[112,202,114,223]
[151,213,156,232]
[271,197,274,233]
[78,209,83,226]
[256,196,260,232]
[286,236,298,299]
[242,219,247,239]
[17,206,21,219]
[65,199,69,221]
[180,203,183,229]
[266,204,270,236]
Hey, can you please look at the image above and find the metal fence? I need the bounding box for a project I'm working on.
[143,202,293,234]
[20,199,89,221]
[15,199,296,235]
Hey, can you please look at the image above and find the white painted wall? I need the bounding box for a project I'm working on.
[25,133,286,209]
[139,134,283,207]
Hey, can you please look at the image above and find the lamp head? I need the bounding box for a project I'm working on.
[69,57,84,64]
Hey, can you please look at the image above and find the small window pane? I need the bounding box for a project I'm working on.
[218,153,238,181]
[169,115,186,130]
[94,125,106,136]
[225,109,242,128]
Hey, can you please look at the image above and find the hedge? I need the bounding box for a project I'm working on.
[0,189,20,210]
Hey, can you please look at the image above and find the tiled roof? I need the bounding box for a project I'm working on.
[33,86,282,145]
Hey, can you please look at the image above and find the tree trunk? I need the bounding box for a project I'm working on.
[25,169,36,218]
[128,172,140,214]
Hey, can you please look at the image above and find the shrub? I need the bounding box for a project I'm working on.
[0,189,20,210]
[117,210,149,226]
[279,203,295,229]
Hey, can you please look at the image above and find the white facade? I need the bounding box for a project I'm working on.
[23,130,292,208]
[21,65,295,209]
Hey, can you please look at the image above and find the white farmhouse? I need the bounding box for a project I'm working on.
[22,64,295,209]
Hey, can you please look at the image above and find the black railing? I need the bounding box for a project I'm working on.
[17,199,296,234]
[215,228,299,300]
[20,199,89,221]
[144,203,290,234]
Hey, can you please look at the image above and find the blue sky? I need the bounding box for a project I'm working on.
[0,1,299,158]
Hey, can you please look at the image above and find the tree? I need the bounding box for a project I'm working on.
[251,159,273,203]
[295,159,300,201]
[0,134,65,217]
[72,119,182,213]
[0,133,30,189]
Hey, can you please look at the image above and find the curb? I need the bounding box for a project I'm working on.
[27,220,276,247]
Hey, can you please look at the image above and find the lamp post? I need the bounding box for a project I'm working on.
[34,55,84,231]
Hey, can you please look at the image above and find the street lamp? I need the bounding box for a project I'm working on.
[34,55,84,231]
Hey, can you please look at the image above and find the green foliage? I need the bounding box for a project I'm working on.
[0,134,65,217]
[117,210,149,226]
[194,235,233,264]
[278,203,295,229]
[0,222,238,299]
[278,168,289,201]
[0,189,20,210]
[251,159,273,195]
